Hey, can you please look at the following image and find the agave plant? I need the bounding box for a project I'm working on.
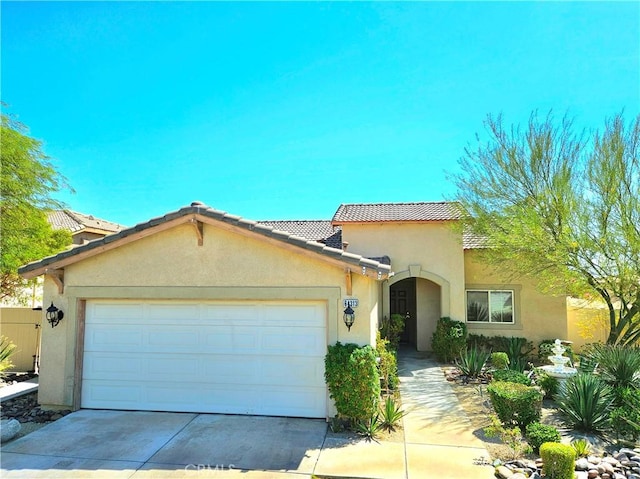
[0,336,17,375]
[570,438,592,457]
[379,396,406,432]
[354,414,382,442]
[555,373,614,432]
[456,346,491,379]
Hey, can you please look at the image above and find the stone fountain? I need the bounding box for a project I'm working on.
[539,339,577,381]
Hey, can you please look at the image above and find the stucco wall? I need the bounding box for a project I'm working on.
[416,279,440,351]
[464,250,568,346]
[38,221,379,412]
[341,222,466,322]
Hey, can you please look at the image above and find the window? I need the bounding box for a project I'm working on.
[466,290,514,323]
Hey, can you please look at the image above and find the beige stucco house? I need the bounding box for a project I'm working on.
[19,201,568,419]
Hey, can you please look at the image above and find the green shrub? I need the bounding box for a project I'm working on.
[492,369,532,385]
[381,314,405,351]
[325,342,381,421]
[555,373,614,432]
[432,317,467,363]
[540,442,576,479]
[483,414,532,460]
[609,387,640,443]
[376,332,398,392]
[525,422,561,453]
[491,352,509,370]
[535,369,560,398]
[486,381,542,428]
[590,344,640,390]
[456,346,490,378]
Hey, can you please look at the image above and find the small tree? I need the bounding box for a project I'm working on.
[1,111,72,302]
[453,111,640,345]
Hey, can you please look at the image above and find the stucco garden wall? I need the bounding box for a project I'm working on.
[464,250,568,346]
[38,222,379,409]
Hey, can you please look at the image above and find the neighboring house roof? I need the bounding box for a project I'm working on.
[20,203,391,280]
[332,201,462,224]
[462,232,488,250]
[48,210,124,234]
[257,220,343,249]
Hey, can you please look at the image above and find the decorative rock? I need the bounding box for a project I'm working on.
[510,474,527,479]
[601,473,611,479]
[496,465,512,479]
[575,472,588,479]
[587,470,599,479]
[628,474,640,479]
[576,458,591,471]
[0,419,21,442]
[589,456,602,465]
[529,473,541,479]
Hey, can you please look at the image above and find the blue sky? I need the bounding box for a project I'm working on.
[2,2,638,226]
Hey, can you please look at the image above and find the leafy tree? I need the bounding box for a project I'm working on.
[453,111,639,345]
[1,111,72,302]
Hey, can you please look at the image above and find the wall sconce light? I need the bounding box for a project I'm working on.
[46,302,64,328]
[343,305,355,331]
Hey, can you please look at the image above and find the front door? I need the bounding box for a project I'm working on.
[390,278,417,345]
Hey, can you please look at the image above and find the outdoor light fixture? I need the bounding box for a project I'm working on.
[343,305,355,331]
[46,302,64,328]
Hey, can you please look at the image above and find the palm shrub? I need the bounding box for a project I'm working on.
[540,442,576,479]
[486,381,542,428]
[0,336,17,375]
[590,344,640,390]
[525,422,561,453]
[456,346,490,378]
[505,337,534,372]
[570,438,591,457]
[492,369,532,386]
[325,342,381,422]
[432,317,467,363]
[555,373,614,432]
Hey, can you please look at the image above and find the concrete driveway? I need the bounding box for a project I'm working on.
[1,351,495,478]
[1,410,325,478]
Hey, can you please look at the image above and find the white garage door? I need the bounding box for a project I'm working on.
[82,300,327,418]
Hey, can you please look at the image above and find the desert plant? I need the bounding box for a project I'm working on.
[505,337,534,372]
[590,344,640,390]
[354,414,382,441]
[487,381,542,428]
[555,373,614,432]
[525,422,561,453]
[540,442,576,479]
[490,352,509,370]
[379,396,406,432]
[535,369,560,398]
[376,332,398,392]
[483,414,532,460]
[492,369,532,386]
[325,342,381,421]
[0,336,17,375]
[432,317,467,363]
[570,438,592,458]
[381,314,405,351]
[456,346,491,379]
[609,387,640,444]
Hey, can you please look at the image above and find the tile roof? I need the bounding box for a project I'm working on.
[332,202,462,224]
[20,203,391,280]
[257,220,343,249]
[48,210,124,233]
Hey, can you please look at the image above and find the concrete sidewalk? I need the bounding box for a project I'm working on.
[0,350,494,479]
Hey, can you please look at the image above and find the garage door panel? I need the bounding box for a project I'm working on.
[82,300,327,417]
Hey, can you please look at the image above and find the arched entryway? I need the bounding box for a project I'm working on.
[385,267,450,351]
